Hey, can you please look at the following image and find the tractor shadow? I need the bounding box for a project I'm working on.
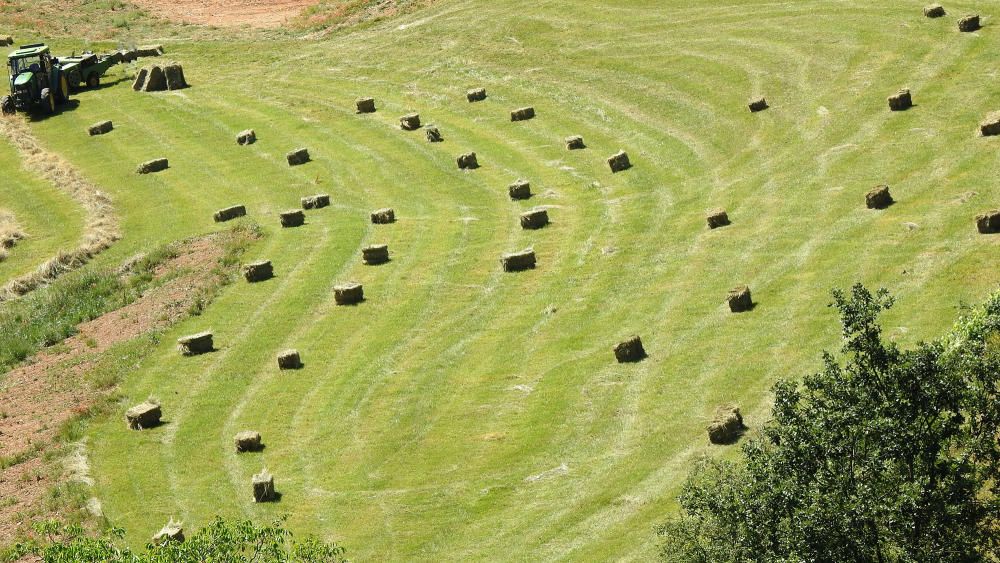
[77,75,133,92]
[27,98,79,122]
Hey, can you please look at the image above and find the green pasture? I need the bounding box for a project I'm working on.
[2,0,999,559]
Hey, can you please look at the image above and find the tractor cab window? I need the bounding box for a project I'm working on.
[9,56,42,75]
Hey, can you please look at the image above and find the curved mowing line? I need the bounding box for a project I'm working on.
[0,117,121,300]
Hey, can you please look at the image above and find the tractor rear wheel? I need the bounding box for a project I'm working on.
[86,74,99,89]
[41,88,55,115]
[56,75,69,104]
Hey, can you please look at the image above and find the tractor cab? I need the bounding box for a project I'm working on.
[2,44,68,114]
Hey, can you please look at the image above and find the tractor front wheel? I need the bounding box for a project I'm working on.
[41,88,55,115]
[86,74,99,89]
[1,96,13,115]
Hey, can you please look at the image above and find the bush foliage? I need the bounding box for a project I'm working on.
[659,284,1000,562]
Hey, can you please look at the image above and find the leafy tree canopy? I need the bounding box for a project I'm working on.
[9,516,347,563]
[660,284,1000,562]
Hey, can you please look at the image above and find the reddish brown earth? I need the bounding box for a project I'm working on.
[129,0,319,28]
[0,236,226,544]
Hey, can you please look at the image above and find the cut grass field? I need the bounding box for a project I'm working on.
[2,0,1000,559]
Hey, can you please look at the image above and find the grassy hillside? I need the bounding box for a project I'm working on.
[3,0,1000,559]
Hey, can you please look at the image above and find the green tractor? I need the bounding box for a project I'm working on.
[1,44,70,115]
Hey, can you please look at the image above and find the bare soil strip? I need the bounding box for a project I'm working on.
[129,0,319,28]
[0,117,121,301]
[0,236,226,544]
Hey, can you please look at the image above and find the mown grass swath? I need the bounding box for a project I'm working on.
[0,0,998,560]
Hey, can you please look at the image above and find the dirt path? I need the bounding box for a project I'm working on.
[0,235,226,544]
[129,0,319,28]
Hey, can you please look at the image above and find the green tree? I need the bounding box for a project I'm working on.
[10,516,346,562]
[659,284,1000,562]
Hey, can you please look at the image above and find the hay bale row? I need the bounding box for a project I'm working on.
[236,129,256,145]
[565,135,585,150]
[613,335,646,363]
[467,87,487,102]
[707,405,746,444]
[177,331,213,355]
[976,209,1000,233]
[866,185,894,209]
[363,244,390,265]
[213,204,246,223]
[301,194,330,209]
[501,248,536,272]
[334,282,364,305]
[243,260,273,283]
[371,208,395,224]
[234,431,262,453]
[356,97,376,114]
[400,113,421,130]
[707,209,730,229]
[125,401,161,430]
[280,210,305,228]
[888,89,912,111]
[607,150,631,173]
[286,148,310,166]
[252,470,275,502]
[520,208,549,230]
[727,285,753,313]
[136,158,168,174]
[277,349,302,369]
[457,152,479,170]
[87,120,113,136]
[511,106,535,121]
[509,180,532,200]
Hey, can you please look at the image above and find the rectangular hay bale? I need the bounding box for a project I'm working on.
[286,148,310,166]
[508,180,531,200]
[520,208,549,229]
[467,87,487,102]
[178,331,213,355]
[356,97,376,113]
[301,194,330,210]
[280,210,305,228]
[371,208,395,224]
[334,282,364,305]
[362,244,390,265]
[400,113,421,130]
[457,152,479,170]
[607,150,631,173]
[125,402,161,430]
[136,158,168,174]
[243,260,273,282]
[213,204,246,223]
[510,106,535,121]
[88,120,113,136]
[501,248,536,272]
